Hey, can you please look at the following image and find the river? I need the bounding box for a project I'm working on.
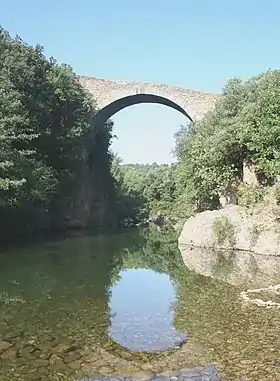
[0,228,280,381]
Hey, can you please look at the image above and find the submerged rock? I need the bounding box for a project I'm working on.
[0,340,12,354]
[1,346,17,360]
[76,366,221,381]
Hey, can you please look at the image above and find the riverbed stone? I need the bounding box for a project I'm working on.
[76,366,221,381]
[1,347,17,360]
[98,366,114,374]
[49,353,63,364]
[178,202,280,256]
[84,352,100,363]
[16,357,30,366]
[64,351,82,363]
[51,361,69,372]
[69,359,83,370]
[52,343,69,354]
[32,359,49,367]
[0,340,12,353]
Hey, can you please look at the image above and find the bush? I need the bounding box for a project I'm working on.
[237,184,266,208]
[212,215,236,247]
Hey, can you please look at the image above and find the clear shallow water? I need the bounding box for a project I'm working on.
[0,229,280,381]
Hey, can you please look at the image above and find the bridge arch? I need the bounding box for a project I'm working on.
[93,93,193,124]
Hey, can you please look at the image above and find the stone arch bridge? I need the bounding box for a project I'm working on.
[78,76,220,122]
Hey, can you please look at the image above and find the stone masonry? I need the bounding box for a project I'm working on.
[78,76,220,121]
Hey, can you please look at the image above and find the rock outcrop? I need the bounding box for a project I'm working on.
[178,204,280,257]
[51,151,112,230]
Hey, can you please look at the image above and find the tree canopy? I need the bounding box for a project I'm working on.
[174,70,280,212]
[0,27,114,239]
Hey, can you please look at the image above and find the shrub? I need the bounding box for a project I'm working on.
[237,184,266,208]
[212,215,236,247]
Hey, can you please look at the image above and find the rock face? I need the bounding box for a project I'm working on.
[178,204,280,256]
[66,172,109,229]
[52,152,112,230]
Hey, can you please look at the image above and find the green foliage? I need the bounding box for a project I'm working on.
[110,159,181,221]
[173,70,280,214]
[212,216,236,247]
[237,183,266,208]
[109,69,280,224]
[110,154,148,222]
[0,27,114,239]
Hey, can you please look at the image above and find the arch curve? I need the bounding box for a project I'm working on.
[93,93,193,124]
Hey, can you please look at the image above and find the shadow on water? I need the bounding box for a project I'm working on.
[0,229,280,380]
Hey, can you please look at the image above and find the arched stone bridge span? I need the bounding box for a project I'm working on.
[78,76,220,121]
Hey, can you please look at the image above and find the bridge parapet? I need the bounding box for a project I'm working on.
[78,75,220,120]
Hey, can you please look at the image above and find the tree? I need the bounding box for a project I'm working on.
[173,70,280,213]
[0,27,115,239]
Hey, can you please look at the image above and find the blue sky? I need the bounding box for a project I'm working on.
[2,0,280,163]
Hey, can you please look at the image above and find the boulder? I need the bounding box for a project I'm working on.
[178,204,280,256]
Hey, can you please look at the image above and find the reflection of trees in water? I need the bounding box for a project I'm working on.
[0,234,122,342]
[1,229,236,352]
[110,228,187,285]
[1,230,176,345]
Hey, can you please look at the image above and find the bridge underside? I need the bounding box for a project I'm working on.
[93,93,193,124]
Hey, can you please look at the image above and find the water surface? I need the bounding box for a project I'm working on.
[109,268,187,352]
[0,229,280,381]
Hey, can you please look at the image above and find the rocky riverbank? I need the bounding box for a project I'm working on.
[178,202,280,257]
[178,178,280,257]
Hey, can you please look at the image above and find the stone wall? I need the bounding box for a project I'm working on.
[78,76,220,121]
